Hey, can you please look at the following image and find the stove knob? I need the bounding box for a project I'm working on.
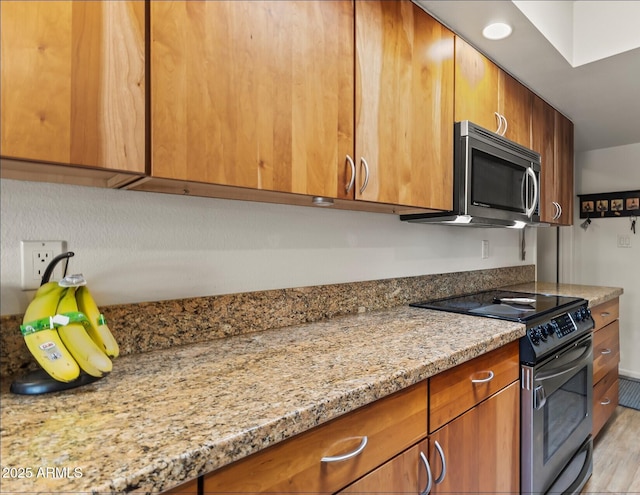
[583,308,590,320]
[538,326,548,342]
[531,327,544,344]
[544,323,554,337]
[574,310,583,322]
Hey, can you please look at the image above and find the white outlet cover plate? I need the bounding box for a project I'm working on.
[20,240,66,290]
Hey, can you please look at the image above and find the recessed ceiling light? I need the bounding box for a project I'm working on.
[482,22,513,40]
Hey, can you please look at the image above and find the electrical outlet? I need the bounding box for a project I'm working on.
[20,241,66,290]
[481,240,489,259]
[617,234,632,248]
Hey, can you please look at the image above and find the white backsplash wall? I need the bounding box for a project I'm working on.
[1,179,535,316]
[569,142,640,379]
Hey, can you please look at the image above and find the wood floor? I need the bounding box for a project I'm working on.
[581,406,640,494]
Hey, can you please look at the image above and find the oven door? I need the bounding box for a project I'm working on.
[521,334,593,495]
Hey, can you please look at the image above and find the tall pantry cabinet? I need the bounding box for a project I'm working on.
[150,0,454,211]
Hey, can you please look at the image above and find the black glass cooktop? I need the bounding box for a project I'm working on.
[411,290,585,323]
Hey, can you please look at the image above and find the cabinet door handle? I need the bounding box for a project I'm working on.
[433,440,446,484]
[419,451,433,495]
[321,436,368,463]
[601,312,611,317]
[500,114,508,136]
[557,202,563,219]
[600,348,612,355]
[345,155,356,193]
[552,202,560,220]
[471,370,495,384]
[494,112,503,135]
[359,157,370,195]
[600,398,611,406]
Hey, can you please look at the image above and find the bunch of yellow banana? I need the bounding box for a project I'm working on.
[20,281,119,382]
[21,282,81,382]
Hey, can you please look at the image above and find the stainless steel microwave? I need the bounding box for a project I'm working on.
[401,121,542,228]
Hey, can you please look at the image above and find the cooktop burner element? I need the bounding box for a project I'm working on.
[411,290,583,323]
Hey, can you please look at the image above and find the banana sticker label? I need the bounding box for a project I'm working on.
[38,342,64,361]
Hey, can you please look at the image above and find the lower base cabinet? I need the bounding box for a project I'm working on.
[427,381,520,494]
[338,439,429,494]
[591,298,620,437]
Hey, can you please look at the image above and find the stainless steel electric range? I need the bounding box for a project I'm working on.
[411,289,595,495]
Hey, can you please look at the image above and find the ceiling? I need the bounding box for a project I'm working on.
[415,0,640,153]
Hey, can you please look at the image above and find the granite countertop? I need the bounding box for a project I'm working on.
[505,281,623,308]
[0,306,525,494]
[0,281,623,494]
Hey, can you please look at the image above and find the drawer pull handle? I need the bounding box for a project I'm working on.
[471,370,494,384]
[600,398,611,406]
[601,312,611,317]
[600,348,612,355]
[434,440,446,484]
[321,436,368,463]
[419,451,433,495]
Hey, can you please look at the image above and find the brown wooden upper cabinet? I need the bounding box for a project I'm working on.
[151,1,354,200]
[151,0,454,211]
[0,1,146,174]
[454,37,532,148]
[531,95,574,225]
[355,1,454,210]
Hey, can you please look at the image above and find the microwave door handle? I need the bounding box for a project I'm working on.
[525,167,538,218]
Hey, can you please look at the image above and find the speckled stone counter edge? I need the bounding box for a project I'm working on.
[0,266,535,377]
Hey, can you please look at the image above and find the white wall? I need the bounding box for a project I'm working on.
[1,179,535,316]
[569,142,640,378]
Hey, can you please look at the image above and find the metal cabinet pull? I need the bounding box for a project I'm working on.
[552,202,561,220]
[419,451,433,495]
[601,312,611,317]
[345,155,356,193]
[321,436,368,463]
[557,202,563,219]
[359,157,370,195]
[600,398,611,405]
[471,370,494,384]
[501,114,508,136]
[600,348,612,355]
[433,440,447,484]
[494,112,503,135]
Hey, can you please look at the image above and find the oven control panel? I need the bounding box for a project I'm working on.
[522,304,594,363]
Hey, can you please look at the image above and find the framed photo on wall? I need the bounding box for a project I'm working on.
[578,190,640,218]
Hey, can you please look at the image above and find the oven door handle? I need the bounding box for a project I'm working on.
[535,340,593,383]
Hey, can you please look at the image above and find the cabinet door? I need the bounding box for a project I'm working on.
[355,1,454,210]
[429,381,520,494]
[532,96,574,225]
[454,37,501,133]
[339,439,429,495]
[501,72,532,147]
[151,1,354,199]
[554,111,574,225]
[532,95,558,223]
[0,1,145,173]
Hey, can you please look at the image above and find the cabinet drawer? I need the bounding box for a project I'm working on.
[591,298,619,331]
[204,382,427,494]
[429,341,519,432]
[593,320,620,384]
[592,367,619,438]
